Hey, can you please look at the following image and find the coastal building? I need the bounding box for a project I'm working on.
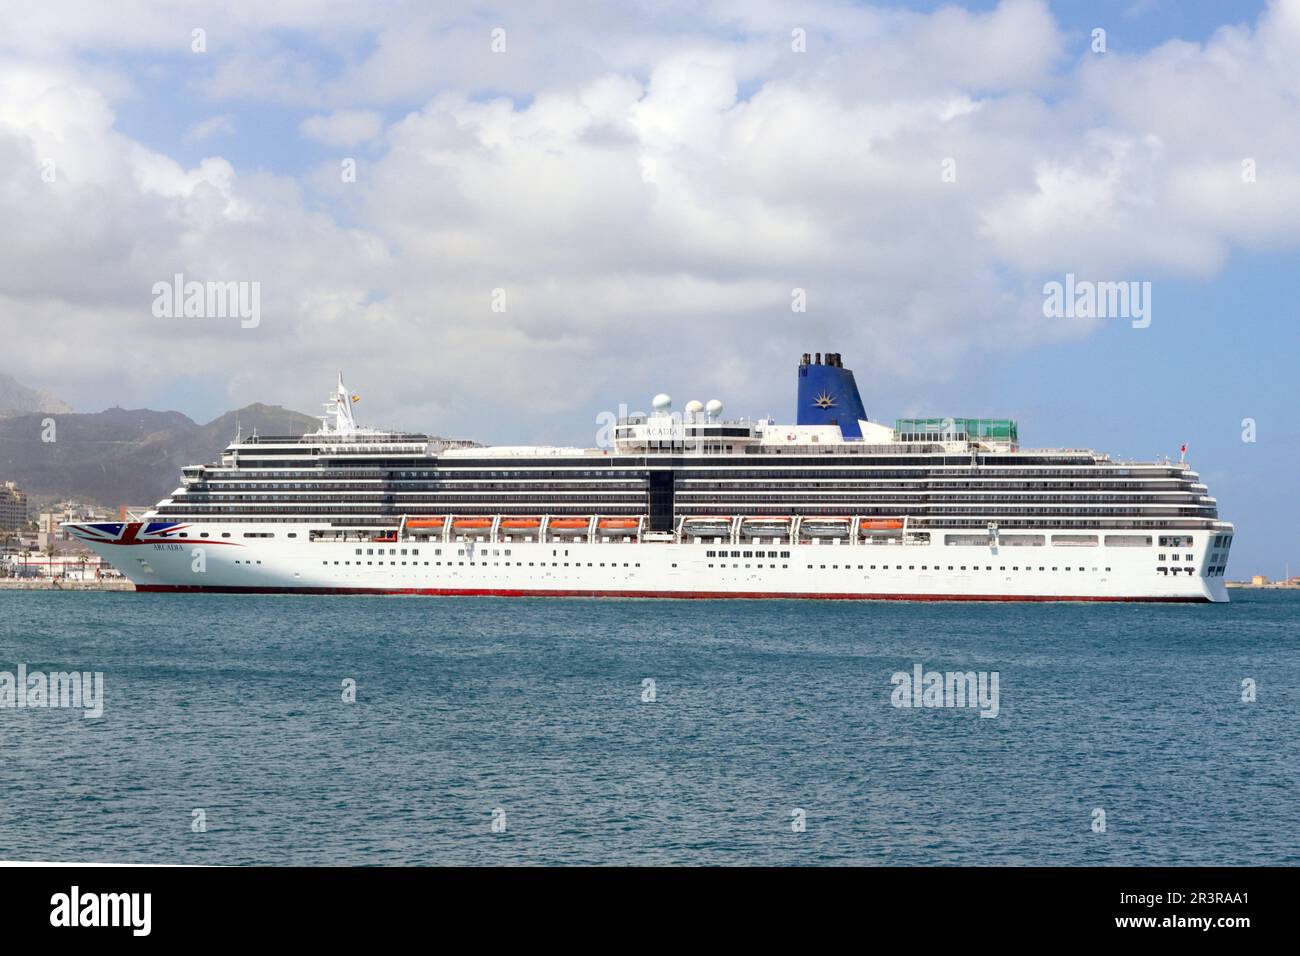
[0,552,121,580]
[0,481,27,531]
[36,502,111,551]
[37,510,72,550]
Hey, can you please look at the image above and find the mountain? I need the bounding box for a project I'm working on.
[0,403,319,510]
[187,404,323,465]
[0,372,73,418]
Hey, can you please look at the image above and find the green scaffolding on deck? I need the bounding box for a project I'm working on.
[893,417,1018,443]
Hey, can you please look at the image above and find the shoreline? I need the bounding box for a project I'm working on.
[0,579,135,591]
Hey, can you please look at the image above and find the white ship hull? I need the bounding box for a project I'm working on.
[68,521,1228,602]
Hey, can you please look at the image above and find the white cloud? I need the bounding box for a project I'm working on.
[1,1,1300,438]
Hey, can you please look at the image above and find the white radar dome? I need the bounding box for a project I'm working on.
[705,399,723,418]
[684,400,704,418]
[652,393,672,413]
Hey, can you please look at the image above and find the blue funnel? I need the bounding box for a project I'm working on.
[796,352,866,439]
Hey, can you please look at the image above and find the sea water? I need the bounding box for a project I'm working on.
[0,590,1296,865]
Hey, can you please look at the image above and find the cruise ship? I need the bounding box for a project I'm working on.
[65,352,1233,601]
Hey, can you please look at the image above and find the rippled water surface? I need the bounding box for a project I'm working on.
[1,590,1296,865]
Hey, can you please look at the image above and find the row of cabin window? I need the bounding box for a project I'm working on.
[179,531,296,538]
[355,547,437,556]
[706,550,791,558]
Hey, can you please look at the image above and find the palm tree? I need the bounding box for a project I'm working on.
[0,528,13,577]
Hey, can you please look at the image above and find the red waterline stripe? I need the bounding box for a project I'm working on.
[133,584,1210,602]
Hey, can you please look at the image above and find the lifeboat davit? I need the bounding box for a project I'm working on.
[597,518,640,531]
[860,518,904,531]
[500,517,542,530]
[406,517,447,529]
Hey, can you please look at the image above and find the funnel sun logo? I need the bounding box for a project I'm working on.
[812,391,837,409]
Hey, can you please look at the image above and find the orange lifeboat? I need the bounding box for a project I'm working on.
[860,518,905,531]
[598,518,640,530]
[548,517,592,530]
[452,518,492,530]
[407,517,447,529]
[500,517,542,530]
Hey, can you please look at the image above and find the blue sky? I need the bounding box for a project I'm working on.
[897,247,1297,580]
[0,0,1295,575]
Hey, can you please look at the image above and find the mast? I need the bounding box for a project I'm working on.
[334,371,357,435]
[319,372,358,436]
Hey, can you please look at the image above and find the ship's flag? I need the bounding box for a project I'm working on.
[1180,442,1188,461]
